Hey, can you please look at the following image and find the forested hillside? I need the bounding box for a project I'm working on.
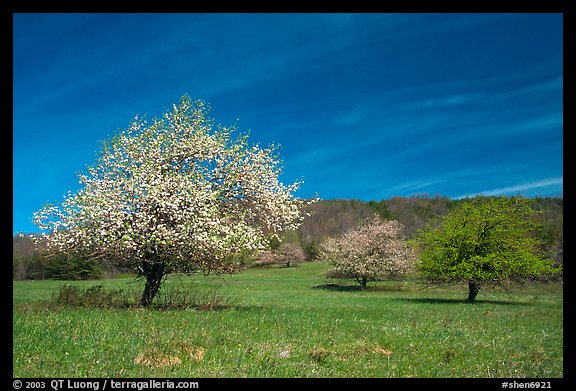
[13,196,563,280]
[297,196,562,266]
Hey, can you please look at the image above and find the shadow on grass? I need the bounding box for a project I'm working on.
[312,283,362,292]
[395,297,532,306]
[313,283,410,292]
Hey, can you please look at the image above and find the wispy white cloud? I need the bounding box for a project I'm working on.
[385,180,444,194]
[334,73,562,128]
[458,177,563,199]
[417,93,487,108]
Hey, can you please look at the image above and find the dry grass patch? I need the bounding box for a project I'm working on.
[134,341,205,368]
[134,349,181,368]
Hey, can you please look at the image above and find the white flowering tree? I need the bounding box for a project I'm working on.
[33,96,313,306]
[320,216,415,290]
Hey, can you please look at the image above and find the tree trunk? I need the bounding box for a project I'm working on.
[467,280,480,302]
[139,263,165,307]
[360,276,368,291]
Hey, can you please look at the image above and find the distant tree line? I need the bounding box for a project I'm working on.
[297,196,562,266]
[13,234,103,280]
[13,195,563,280]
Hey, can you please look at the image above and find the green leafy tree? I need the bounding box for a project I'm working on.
[416,196,560,302]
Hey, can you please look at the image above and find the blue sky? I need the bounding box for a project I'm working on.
[13,13,563,234]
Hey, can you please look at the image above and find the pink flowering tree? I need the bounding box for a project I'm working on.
[320,216,415,290]
[33,96,313,306]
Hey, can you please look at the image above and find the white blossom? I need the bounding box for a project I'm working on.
[33,96,316,277]
[320,216,415,288]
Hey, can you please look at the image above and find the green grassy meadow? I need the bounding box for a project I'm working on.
[13,262,563,378]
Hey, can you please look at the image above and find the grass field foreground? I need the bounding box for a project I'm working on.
[13,262,563,378]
